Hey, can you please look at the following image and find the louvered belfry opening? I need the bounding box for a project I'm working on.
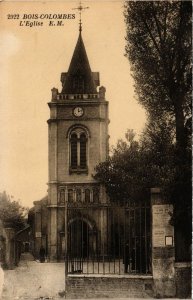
[70,133,78,169]
[79,133,87,168]
[70,129,88,172]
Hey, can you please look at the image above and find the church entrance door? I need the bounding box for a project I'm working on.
[68,219,89,259]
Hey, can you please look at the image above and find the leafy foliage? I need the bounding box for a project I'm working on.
[95,0,192,261]
[0,191,28,230]
[124,1,192,150]
[123,1,192,259]
[95,130,145,203]
[94,127,175,203]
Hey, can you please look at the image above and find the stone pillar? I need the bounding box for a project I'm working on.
[4,227,15,269]
[151,188,176,298]
[49,207,58,261]
[48,181,58,261]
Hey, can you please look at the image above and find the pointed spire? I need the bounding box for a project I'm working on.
[62,33,97,94]
[79,19,82,33]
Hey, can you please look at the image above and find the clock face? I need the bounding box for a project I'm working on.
[73,107,84,117]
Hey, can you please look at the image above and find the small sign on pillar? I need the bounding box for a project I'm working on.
[35,232,42,238]
[152,204,174,248]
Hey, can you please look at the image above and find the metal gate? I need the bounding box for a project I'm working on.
[66,199,151,275]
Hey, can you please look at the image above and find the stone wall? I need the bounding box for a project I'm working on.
[175,262,192,298]
[0,224,16,269]
[66,275,153,299]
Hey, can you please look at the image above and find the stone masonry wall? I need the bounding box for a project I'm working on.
[66,276,153,299]
[175,263,192,298]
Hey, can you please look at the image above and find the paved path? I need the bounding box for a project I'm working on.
[2,253,175,300]
[2,253,65,300]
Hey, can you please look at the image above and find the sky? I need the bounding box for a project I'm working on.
[0,0,146,207]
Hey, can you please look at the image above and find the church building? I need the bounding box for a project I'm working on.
[29,22,110,261]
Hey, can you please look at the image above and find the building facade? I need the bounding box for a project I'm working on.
[28,28,151,270]
[47,28,109,261]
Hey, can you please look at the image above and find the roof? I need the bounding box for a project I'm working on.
[62,33,97,94]
[33,195,48,206]
[15,225,30,236]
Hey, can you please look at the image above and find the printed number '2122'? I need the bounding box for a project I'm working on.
[7,14,20,19]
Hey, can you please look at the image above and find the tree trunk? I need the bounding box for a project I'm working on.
[173,97,186,159]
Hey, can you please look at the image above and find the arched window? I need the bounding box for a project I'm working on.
[60,190,65,204]
[93,187,99,203]
[76,189,82,202]
[70,133,78,168]
[68,189,73,203]
[85,189,90,203]
[69,128,88,172]
[80,133,87,168]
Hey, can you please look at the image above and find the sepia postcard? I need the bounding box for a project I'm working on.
[0,1,191,299]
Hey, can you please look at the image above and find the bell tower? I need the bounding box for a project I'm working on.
[47,11,109,261]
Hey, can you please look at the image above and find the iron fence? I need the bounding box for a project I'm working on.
[66,199,151,275]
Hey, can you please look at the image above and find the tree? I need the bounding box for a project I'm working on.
[0,191,28,231]
[94,127,174,203]
[124,1,191,151]
[94,130,146,203]
[124,1,192,260]
[95,125,191,259]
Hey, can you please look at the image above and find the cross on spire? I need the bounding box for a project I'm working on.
[72,1,89,33]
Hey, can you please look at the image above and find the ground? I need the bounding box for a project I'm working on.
[2,253,65,300]
[1,253,157,300]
